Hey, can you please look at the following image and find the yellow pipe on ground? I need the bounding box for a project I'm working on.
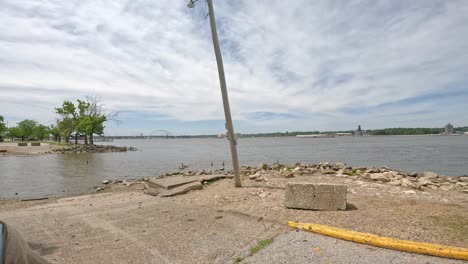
[288,221,468,261]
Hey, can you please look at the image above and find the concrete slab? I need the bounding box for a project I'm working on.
[285,183,347,211]
[146,181,204,197]
[148,174,228,190]
[0,192,284,264]
[148,176,198,190]
[160,181,203,197]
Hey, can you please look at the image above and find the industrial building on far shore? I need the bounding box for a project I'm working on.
[355,125,365,136]
[444,123,454,135]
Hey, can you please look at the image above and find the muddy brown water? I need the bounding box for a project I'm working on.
[1,136,467,199]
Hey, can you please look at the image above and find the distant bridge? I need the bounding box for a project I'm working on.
[147,130,177,139]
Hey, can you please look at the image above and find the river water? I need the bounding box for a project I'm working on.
[1,136,467,199]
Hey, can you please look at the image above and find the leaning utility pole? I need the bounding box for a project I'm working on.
[187,0,241,187]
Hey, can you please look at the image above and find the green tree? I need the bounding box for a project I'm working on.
[34,124,50,141]
[55,101,78,143]
[17,119,38,141]
[368,127,443,135]
[76,96,107,145]
[55,96,109,144]
[49,124,61,142]
[6,126,22,140]
[0,115,6,139]
[76,99,90,144]
[77,115,106,144]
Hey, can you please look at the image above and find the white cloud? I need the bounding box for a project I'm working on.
[0,0,467,132]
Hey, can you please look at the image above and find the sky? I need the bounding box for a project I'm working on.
[1,0,467,136]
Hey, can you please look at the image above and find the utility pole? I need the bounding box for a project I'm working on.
[187,0,241,187]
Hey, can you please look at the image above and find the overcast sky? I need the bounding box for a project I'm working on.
[1,0,467,135]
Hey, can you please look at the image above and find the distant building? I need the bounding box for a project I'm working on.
[444,123,454,135]
[355,125,364,136]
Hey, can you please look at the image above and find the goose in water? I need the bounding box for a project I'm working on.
[179,163,188,170]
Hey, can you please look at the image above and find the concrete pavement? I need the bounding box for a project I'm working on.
[1,190,466,263]
[0,191,283,263]
[243,230,466,264]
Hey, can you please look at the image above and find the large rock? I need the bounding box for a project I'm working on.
[418,178,433,187]
[383,171,402,180]
[388,180,402,186]
[320,167,336,174]
[341,169,352,175]
[333,162,347,170]
[370,173,390,182]
[459,176,468,183]
[249,173,261,180]
[284,183,347,211]
[421,172,439,179]
[401,178,422,189]
[440,185,455,191]
[292,167,301,173]
[366,168,380,174]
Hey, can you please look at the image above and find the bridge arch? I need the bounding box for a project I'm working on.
[148,129,177,139]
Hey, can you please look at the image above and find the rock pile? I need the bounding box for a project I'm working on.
[160,169,227,177]
[52,145,137,154]
[238,162,468,193]
[98,162,468,195]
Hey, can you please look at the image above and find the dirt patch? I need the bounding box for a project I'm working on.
[429,215,468,244]
[173,173,468,248]
[86,166,468,247]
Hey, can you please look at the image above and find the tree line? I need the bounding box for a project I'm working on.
[0,96,108,145]
[238,127,468,137]
[367,127,468,135]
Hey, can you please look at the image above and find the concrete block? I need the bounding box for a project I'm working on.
[285,183,347,211]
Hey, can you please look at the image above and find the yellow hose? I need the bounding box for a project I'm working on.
[288,221,468,261]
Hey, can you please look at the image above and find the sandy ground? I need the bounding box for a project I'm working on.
[0,173,467,263]
[0,142,62,156]
[174,174,468,248]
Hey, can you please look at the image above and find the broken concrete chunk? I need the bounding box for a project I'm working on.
[160,181,203,197]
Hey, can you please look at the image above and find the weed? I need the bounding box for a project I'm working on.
[429,215,468,243]
[250,238,274,256]
[350,169,362,176]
